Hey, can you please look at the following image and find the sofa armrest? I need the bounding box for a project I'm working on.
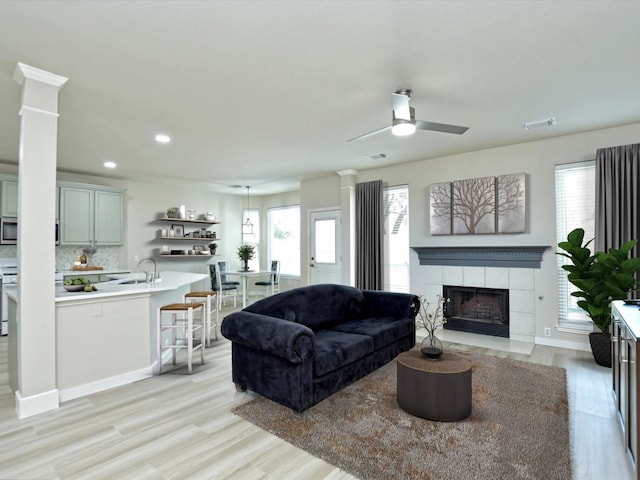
[362,290,420,320]
[221,311,315,364]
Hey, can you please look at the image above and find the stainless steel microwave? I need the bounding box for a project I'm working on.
[0,218,59,245]
[0,218,17,245]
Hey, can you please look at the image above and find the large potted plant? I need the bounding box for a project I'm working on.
[557,228,640,367]
[237,244,256,271]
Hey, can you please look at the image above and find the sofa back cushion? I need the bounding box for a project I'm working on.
[244,284,366,331]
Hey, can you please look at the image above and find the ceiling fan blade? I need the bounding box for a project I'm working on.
[347,125,392,142]
[391,92,411,121]
[415,120,469,135]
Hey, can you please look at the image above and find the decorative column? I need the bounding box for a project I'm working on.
[13,63,68,418]
[337,169,357,286]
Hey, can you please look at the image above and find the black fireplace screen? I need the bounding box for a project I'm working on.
[442,285,509,338]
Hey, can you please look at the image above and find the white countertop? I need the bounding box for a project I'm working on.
[613,300,640,339]
[6,271,209,303]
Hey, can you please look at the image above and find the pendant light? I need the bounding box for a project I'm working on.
[242,186,254,235]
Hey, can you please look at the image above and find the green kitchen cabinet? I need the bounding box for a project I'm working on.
[59,183,125,246]
[1,180,18,217]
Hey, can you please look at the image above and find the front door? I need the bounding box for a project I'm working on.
[309,209,341,285]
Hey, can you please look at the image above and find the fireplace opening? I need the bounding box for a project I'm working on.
[442,285,509,338]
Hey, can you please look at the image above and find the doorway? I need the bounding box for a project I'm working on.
[309,209,341,285]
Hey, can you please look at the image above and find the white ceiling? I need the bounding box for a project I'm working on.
[0,1,639,195]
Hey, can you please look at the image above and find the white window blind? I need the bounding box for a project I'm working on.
[267,205,300,276]
[384,185,410,293]
[555,160,595,329]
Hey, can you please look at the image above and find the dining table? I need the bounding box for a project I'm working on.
[226,270,272,308]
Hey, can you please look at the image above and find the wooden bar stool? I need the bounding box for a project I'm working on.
[156,302,205,374]
[184,291,218,346]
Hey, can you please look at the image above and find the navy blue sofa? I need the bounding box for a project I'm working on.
[221,284,419,412]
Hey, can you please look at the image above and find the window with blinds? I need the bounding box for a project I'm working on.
[384,185,410,293]
[555,160,595,330]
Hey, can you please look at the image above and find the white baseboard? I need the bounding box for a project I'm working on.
[15,388,59,419]
[534,335,591,352]
[58,367,153,402]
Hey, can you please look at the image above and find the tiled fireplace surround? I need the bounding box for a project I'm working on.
[413,246,548,343]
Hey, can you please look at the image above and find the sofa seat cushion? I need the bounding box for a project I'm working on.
[332,317,415,350]
[313,330,374,376]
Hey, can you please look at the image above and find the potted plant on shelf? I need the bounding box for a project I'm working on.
[166,207,179,219]
[557,228,640,367]
[237,244,256,271]
[209,242,217,255]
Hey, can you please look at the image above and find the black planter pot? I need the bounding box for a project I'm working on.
[589,332,612,368]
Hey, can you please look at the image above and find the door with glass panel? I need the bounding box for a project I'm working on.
[309,209,341,285]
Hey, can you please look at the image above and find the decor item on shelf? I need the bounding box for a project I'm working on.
[171,224,184,237]
[557,228,640,367]
[242,186,254,235]
[209,243,217,255]
[166,207,179,218]
[237,244,256,271]
[205,212,216,222]
[188,209,196,219]
[179,205,186,219]
[416,294,449,360]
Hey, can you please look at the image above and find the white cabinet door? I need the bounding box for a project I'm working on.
[59,187,94,245]
[95,190,124,245]
[1,180,18,217]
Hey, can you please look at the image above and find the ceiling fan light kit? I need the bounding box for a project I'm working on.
[391,120,416,136]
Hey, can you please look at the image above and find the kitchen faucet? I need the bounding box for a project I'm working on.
[137,257,159,283]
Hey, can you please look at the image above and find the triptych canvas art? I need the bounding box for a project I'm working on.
[429,173,526,235]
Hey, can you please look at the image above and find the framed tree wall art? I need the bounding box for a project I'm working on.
[452,176,496,234]
[497,172,526,233]
[429,182,452,235]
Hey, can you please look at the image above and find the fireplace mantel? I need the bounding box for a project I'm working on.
[411,245,550,268]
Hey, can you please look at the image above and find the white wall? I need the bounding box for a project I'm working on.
[301,122,640,349]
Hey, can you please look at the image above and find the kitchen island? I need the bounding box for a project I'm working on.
[8,271,210,405]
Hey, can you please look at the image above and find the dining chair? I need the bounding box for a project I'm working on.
[218,260,240,287]
[209,263,237,310]
[254,260,280,298]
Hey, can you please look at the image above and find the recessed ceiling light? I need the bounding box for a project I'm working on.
[154,134,171,143]
[103,161,117,169]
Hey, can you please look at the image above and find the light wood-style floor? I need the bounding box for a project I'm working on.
[0,312,634,479]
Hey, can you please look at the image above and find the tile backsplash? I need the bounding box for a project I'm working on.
[0,245,124,271]
[55,246,123,271]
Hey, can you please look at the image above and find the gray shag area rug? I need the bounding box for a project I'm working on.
[232,350,571,480]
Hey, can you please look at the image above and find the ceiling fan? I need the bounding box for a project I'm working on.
[347,88,469,142]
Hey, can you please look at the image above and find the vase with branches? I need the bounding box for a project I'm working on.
[416,294,449,359]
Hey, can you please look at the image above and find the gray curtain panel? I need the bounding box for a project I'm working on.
[594,142,640,262]
[355,179,383,290]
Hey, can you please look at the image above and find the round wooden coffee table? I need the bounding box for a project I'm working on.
[396,349,472,421]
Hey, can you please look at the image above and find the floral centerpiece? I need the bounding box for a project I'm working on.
[416,294,449,359]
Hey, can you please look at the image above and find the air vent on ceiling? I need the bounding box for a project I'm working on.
[366,153,388,160]
[522,116,556,130]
